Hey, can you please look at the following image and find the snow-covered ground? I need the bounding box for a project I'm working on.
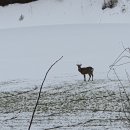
[0,0,130,29]
[0,0,130,129]
[0,24,130,81]
[0,79,130,130]
[0,23,129,129]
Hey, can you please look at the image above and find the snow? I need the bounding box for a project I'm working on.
[0,0,130,129]
[0,79,130,130]
[0,24,129,81]
[0,0,130,29]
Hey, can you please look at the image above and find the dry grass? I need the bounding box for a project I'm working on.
[0,79,130,129]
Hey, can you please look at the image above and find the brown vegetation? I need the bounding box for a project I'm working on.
[0,0,38,6]
[102,0,118,10]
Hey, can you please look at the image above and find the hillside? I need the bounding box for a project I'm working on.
[0,0,130,29]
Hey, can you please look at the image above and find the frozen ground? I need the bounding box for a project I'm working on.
[0,22,130,130]
[0,78,130,130]
[0,20,130,130]
[0,0,130,129]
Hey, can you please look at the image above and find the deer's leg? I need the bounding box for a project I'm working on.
[88,74,91,81]
[91,73,93,81]
[84,74,86,81]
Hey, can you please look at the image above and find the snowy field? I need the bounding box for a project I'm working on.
[0,24,130,81]
[0,23,130,129]
[0,0,130,129]
[0,79,130,130]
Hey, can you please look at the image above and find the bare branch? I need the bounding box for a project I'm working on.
[113,62,130,67]
[107,47,130,80]
[125,70,130,83]
[28,56,63,130]
[113,69,130,103]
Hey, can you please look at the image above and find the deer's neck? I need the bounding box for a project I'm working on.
[78,67,82,72]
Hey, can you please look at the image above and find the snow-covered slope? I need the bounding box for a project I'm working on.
[0,24,130,81]
[0,0,130,29]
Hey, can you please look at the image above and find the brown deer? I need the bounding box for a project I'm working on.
[77,64,94,81]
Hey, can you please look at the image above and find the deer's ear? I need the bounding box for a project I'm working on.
[76,64,82,66]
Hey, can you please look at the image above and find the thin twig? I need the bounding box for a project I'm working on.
[28,56,63,130]
[113,61,130,67]
[125,70,130,83]
[111,48,128,66]
[119,85,130,122]
[113,69,130,104]
[107,48,130,80]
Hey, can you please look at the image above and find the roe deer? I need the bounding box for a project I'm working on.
[77,64,94,81]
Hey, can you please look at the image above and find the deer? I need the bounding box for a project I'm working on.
[77,64,94,81]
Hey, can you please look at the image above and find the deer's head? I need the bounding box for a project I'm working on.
[76,64,82,69]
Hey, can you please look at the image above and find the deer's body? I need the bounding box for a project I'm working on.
[77,64,94,81]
